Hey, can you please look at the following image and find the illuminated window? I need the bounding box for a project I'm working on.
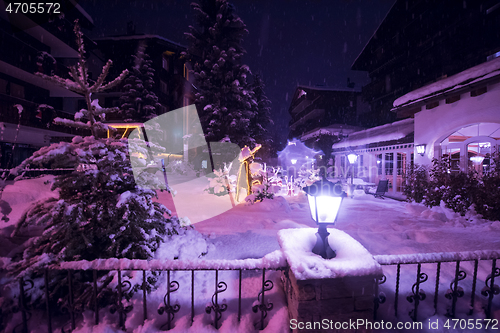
[162,58,169,71]
[183,63,189,80]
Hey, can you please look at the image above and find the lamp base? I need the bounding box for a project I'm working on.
[312,225,336,259]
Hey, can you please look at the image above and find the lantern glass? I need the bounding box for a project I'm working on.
[416,144,426,156]
[347,153,358,164]
[307,195,343,224]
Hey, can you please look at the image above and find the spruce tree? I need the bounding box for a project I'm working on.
[120,42,161,122]
[184,0,257,148]
[250,73,273,144]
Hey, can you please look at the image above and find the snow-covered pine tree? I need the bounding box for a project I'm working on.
[35,19,128,137]
[184,0,257,148]
[8,135,178,310]
[5,20,208,317]
[119,42,161,122]
[249,73,272,143]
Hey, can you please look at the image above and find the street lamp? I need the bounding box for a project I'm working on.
[347,153,358,185]
[303,178,346,259]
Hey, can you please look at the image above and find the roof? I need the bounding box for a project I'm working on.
[351,0,397,70]
[393,56,500,109]
[300,124,364,141]
[94,34,186,49]
[332,118,414,149]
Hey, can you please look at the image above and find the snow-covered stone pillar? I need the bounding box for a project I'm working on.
[278,228,382,333]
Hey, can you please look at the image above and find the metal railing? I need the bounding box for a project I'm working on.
[374,250,500,322]
[6,258,286,332]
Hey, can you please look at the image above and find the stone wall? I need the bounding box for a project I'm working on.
[282,266,378,333]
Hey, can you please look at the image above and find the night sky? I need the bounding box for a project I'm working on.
[80,0,395,144]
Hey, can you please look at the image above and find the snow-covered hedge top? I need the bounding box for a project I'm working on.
[277,228,382,280]
[52,250,286,271]
[375,250,500,265]
[393,56,500,108]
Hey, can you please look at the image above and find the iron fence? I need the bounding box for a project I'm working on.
[4,258,286,332]
[374,251,500,322]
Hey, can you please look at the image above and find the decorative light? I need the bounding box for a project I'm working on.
[416,144,426,156]
[303,178,346,259]
[470,156,485,164]
[291,159,297,165]
[347,153,358,164]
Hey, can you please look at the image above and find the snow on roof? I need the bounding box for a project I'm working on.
[331,118,414,150]
[278,228,382,280]
[300,125,363,141]
[297,85,361,93]
[94,34,185,49]
[394,56,500,108]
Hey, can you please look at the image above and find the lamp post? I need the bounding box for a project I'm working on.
[347,153,358,184]
[303,178,346,259]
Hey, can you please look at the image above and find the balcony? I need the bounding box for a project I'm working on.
[0,94,89,137]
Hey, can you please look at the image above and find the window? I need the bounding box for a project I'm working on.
[397,153,406,176]
[385,153,393,176]
[467,141,491,176]
[440,123,500,173]
[10,83,24,99]
[377,154,382,175]
[183,63,189,80]
[160,80,168,94]
[0,78,7,94]
[162,58,169,71]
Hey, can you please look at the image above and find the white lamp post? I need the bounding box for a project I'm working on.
[303,178,346,259]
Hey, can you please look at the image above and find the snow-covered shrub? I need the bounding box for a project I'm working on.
[471,152,500,221]
[405,153,500,221]
[293,167,320,191]
[6,137,183,309]
[205,163,236,196]
[165,159,195,175]
[245,182,275,204]
[403,163,428,203]
[423,158,450,207]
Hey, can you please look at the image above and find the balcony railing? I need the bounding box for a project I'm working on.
[0,95,89,137]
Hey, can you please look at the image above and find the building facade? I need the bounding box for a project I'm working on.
[0,1,94,168]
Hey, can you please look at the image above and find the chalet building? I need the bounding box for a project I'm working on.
[94,30,195,158]
[287,85,363,159]
[352,0,500,128]
[331,0,500,196]
[0,1,94,168]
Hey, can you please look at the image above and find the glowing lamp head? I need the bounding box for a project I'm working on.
[291,159,297,165]
[303,179,346,224]
[416,144,426,156]
[347,153,358,164]
[470,156,485,164]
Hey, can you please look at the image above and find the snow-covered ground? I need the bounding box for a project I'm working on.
[1,175,500,332]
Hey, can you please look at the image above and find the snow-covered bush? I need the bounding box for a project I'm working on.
[405,153,500,221]
[6,136,181,307]
[245,182,274,204]
[403,163,428,203]
[205,163,236,196]
[165,159,195,176]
